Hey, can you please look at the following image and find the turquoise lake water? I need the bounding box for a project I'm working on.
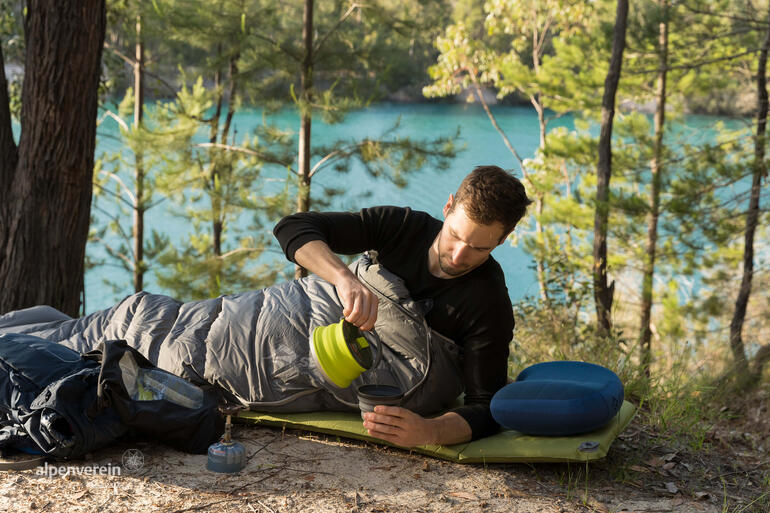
[87,102,549,312]
[22,101,746,313]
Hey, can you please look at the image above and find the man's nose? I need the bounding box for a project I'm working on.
[452,244,470,264]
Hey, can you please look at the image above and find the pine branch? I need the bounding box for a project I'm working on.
[627,49,759,75]
[103,41,177,96]
[194,142,295,171]
[250,32,302,63]
[92,180,136,210]
[313,3,359,58]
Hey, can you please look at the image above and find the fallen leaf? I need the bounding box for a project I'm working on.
[695,491,710,500]
[449,491,479,500]
[629,465,649,473]
[646,456,665,467]
[503,486,528,498]
[72,490,88,500]
[681,462,693,471]
[662,452,678,462]
[665,482,679,494]
[302,474,315,481]
[422,461,431,472]
[662,462,676,470]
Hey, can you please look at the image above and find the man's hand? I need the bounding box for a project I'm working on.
[293,240,378,330]
[335,274,378,331]
[362,406,435,447]
[362,407,473,447]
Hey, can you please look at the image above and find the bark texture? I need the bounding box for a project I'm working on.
[133,13,145,292]
[593,0,628,336]
[0,0,106,317]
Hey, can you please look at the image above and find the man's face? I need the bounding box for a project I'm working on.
[436,200,507,277]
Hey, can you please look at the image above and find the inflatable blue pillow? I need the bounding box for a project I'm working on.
[490,361,624,436]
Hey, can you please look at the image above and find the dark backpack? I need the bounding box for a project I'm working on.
[0,334,223,458]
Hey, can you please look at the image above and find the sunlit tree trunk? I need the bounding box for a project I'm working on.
[639,0,668,378]
[295,0,314,279]
[133,13,146,292]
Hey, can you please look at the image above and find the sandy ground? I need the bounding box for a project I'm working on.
[3,418,758,513]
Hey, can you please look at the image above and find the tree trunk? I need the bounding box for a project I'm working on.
[533,194,550,305]
[295,0,314,280]
[593,0,628,337]
[133,13,145,292]
[729,2,770,386]
[212,54,240,261]
[0,0,106,317]
[639,0,668,377]
[208,46,224,258]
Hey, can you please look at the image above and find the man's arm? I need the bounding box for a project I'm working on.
[273,207,416,330]
[293,240,378,331]
[362,407,472,447]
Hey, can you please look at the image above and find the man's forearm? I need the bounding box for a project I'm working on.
[294,240,357,287]
[294,240,379,330]
[426,412,473,446]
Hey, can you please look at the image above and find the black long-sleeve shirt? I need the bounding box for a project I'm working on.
[273,206,513,439]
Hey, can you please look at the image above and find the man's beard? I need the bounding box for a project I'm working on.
[437,235,470,276]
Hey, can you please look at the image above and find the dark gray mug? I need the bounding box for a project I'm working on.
[356,384,403,420]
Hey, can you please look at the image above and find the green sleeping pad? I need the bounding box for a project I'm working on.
[236,400,636,463]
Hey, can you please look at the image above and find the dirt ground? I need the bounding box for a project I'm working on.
[1,387,768,513]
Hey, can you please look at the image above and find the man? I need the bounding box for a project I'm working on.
[273,165,532,447]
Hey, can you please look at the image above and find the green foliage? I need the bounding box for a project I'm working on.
[0,0,23,62]
[92,87,167,294]
[306,119,459,191]
[145,76,289,299]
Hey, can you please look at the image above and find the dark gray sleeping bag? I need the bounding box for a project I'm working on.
[0,255,464,416]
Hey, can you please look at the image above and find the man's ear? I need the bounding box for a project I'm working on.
[442,194,454,218]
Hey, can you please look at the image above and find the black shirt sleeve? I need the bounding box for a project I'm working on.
[446,282,513,439]
[273,206,415,262]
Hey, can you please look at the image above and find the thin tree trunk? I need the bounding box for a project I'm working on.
[729,1,770,386]
[639,0,668,377]
[593,0,628,337]
[0,0,106,317]
[220,56,239,147]
[295,0,314,279]
[468,78,551,304]
[211,54,240,262]
[208,46,224,258]
[530,35,551,307]
[133,13,145,292]
[533,194,549,305]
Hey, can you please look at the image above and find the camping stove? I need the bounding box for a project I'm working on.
[206,405,246,473]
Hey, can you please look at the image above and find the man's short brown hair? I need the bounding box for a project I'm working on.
[450,165,532,236]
